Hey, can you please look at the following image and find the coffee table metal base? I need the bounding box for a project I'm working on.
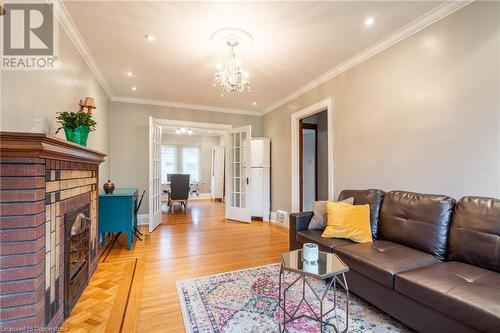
[278,264,349,333]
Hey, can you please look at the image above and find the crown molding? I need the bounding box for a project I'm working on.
[51,0,113,98]
[263,0,473,115]
[51,0,257,116]
[50,0,471,116]
[112,96,262,117]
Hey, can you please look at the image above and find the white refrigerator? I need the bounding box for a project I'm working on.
[250,138,270,221]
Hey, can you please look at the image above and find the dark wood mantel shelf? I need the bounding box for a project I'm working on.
[0,131,106,164]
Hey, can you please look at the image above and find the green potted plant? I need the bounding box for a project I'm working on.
[55,110,96,146]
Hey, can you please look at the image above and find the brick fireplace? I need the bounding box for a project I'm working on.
[0,132,105,330]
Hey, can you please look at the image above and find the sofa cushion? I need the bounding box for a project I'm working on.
[322,202,372,243]
[335,240,440,288]
[448,196,500,272]
[296,230,352,251]
[395,262,500,332]
[379,191,455,261]
[338,189,385,239]
[308,197,354,230]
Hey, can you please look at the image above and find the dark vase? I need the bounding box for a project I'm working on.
[103,180,115,194]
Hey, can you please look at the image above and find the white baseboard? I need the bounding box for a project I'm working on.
[189,192,211,200]
[137,214,149,225]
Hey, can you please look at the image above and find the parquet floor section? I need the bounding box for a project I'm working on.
[64,200,289,332]
[61,259,135,332]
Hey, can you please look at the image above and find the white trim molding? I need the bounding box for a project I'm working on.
[51,0,113,98]
[188,193,212,200]
[52,0,261,117]
[291,98,334,213]
[112,96,261,116]
[264,0,473,114]
[154,118,233,131]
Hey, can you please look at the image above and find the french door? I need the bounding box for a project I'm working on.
[149,117,162,232]
[225,125,252,222]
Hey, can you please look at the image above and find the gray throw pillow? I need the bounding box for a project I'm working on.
[308,197,354,230]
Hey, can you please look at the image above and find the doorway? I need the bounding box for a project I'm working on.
[291,98,334,213]
[148,118,259,231]
[299,111,328,211]
[148,118,232,232]
[300,122,316,211]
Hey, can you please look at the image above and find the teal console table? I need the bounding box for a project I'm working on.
[99,188,138,250]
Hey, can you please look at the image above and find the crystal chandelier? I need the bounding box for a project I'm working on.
[213,39,251,96]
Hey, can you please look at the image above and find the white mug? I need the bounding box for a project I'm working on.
[303,243,319,263]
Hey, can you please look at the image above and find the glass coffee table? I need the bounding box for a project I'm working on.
[279,249,349,333]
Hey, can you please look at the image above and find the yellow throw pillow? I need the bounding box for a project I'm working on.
[322,202,372,243]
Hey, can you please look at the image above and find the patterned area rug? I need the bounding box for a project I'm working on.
[177,264,410,332]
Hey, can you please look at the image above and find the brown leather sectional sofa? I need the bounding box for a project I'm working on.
[289,189,500,332]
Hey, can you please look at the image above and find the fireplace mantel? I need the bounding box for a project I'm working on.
[0,131,106,330]
[0,131,106,164]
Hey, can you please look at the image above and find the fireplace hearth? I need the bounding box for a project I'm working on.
[64,205,91,317]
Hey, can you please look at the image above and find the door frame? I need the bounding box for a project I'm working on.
[291,97,334,213]
[154,119,233,132]
[147,118,232,220]
[299,122,318,212]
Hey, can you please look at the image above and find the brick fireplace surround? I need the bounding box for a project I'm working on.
[0,132,105,330]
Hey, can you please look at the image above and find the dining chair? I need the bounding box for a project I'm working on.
[169,174,190,213]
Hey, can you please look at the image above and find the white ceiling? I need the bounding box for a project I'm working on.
[63,1,446,114]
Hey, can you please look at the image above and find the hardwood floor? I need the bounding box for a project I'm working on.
[93,200,289,332]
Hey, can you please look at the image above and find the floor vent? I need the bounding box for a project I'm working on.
[272,210,289,227]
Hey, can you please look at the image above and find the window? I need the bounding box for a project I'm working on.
[161,145,176,183]
[160,144,202,183]
[182,146,200,182]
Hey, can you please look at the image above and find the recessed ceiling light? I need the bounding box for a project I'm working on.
[187,129,193,135]
[126,71,133,77]
[145,34,157,42]
[252,102,257,106]
[364,16,375,27]
[131,86,137,91]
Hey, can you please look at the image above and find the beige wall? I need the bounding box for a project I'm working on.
[1,24,112,182]
[161,133,222,193]
[263,2,500,213]
[110,101,262,213]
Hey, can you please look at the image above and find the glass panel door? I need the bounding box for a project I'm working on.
[149,117,162,232]
[225,126,251,222]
